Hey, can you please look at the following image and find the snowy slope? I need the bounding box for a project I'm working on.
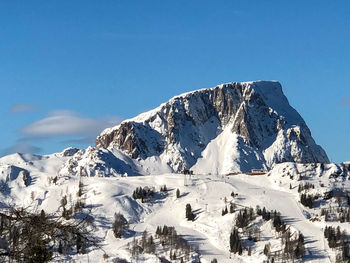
[0,80,344,263]
[96,81,329,174]
[0,150,348,262]
[191,123,266,175]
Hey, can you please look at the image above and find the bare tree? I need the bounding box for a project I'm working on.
[0,205,100,262]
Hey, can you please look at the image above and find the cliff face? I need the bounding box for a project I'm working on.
[96,81,329,174]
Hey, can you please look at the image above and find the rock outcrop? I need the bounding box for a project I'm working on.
[96,81,329,174]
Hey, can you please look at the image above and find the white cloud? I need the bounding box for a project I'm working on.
[19,110,122,138]
[60,137,96,145]
[10,103,39,113]
[1,144,42,156]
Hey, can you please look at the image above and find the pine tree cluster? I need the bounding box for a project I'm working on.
[324,226,350,262]
[260,208,305,260]
[300,193,316,208]
[160,184,167,192]
[272,212,286,233]
[256,206,287,232]
[321,207,350,223]
[281,230,306,260]
[222,203,235,216]
[228,206,306,260]
[155,225,192,252]
[126,225,196,262]
[323,190,333,200]
[294,233,306,259]
[132,186,155,202]
[129,230,156,258]
[336,246,350,263]
[324,226,348,249]
[229,227,243,255]
[297,182,315,193]
[182,169,193,175]
[257,207,271,220]
[60,193,87,220]
[235,208,255,229]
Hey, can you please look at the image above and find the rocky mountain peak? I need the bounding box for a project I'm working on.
[95,81,329,174]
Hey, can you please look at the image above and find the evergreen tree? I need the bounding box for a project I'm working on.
[113,212,129,238]
[229,228,242,254]
[176,188,180,198]
[160,185,167,192]
[185,204,195,221]
[238,242,242,255]
[342,245,350,261]
[60,195,67,208]
[263,243,270,256]
[294,233,305,258]
[222,206,228,216]
[230,203,235,213]
[156,226,161,236]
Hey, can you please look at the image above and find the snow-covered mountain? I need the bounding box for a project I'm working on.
[0,80,349,263]
[95,81,329,175]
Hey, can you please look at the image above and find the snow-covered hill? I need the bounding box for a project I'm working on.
[0,150,349,262]
[0,80,347,263]
[96,81,329,175]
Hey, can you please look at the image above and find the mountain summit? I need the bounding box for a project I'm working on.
[95,81,329,175]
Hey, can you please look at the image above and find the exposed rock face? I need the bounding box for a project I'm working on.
[0,165,31,193]
[59,147,79,157]
[96,81,329,173]
[58,147,135,177]
[97,122,164,159]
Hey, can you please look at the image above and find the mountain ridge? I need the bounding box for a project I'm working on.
[95,80,329,174]
[0,81,347,263]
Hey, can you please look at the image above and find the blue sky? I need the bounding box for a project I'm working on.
[0,1,349,163]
